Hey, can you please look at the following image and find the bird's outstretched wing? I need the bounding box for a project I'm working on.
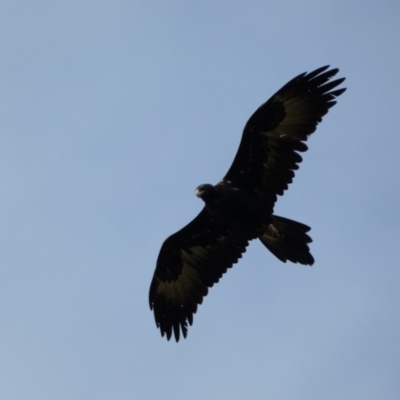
[223,66,346,211]
[149,208,253,341]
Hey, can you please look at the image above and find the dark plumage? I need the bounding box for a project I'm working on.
[149,66,346,341]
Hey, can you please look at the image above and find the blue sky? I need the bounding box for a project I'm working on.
[1,1,399,399]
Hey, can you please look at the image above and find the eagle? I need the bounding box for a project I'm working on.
[149,66,346,341]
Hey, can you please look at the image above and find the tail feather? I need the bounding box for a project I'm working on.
[259,215,314,265]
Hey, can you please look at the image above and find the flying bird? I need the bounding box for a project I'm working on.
[149,66,346,341]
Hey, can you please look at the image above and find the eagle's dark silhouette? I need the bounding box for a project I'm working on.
[149,66,346,341]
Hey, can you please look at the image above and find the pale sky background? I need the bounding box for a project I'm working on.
[1,1,399,399]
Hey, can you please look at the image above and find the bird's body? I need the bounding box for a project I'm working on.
[196,183,271,232]
[149,66,346,341]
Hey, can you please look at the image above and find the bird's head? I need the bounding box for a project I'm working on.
[195,184,215,202]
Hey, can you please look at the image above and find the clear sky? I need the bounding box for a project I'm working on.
[1,1,399,399]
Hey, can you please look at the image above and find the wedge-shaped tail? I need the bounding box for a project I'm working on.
[259,215,314,265]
